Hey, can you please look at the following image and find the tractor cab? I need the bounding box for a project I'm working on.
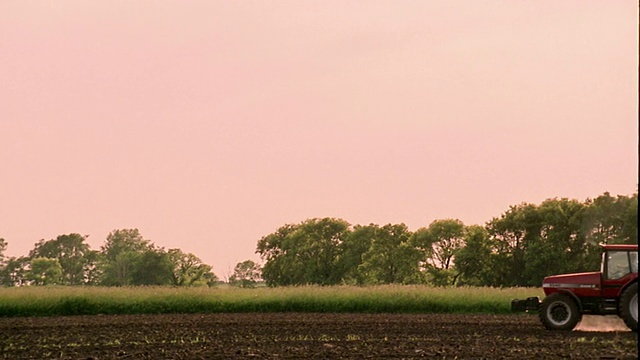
[601,245,638,298]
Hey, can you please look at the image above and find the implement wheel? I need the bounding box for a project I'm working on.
[619,283,638,332]
[539,293,581,331]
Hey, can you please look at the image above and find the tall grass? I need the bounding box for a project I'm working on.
[0,285,543,317]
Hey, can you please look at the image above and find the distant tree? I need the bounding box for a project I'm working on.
[29,233,96,285]
[0,238,7,265]
[621,194,638,244]
[455,225,494,286]
[256,223,300,286]
[412,219,466,286]
[130,248,174,286]
[582,192,637,244]
[0,256,29,286]
[422,219,465,270]
[26,258,63,285]
[101,229,152,260]
[580,192,639,272]
[257,218,350,286]
[82,250,102,285]
[229,260,262,288]
[359,224,421,285]
[339,224,376,285]
[527,198,587,278]
[485,203,539,287]
[293,218,350,285]
[100,229,154,286]
[168,249,217,286]
[485,198,590,287]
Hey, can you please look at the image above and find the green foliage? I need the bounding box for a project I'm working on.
[256,192,636,288]
[257,218,350,286]
[522,198,587,285]
[0,238,6,264]
[130,249,175,286]
[0,285,544,317]
[29,234,96,285]
[339,224,376,285]
[0,228,218,288]
[483,195,637,287]
[168,249,216,286]
[0,256,29,286]
[1,191,636,289]
[417,219,465,271]
[229,260,262,288]
[411,219,467,286]
[25,258,63,285]
[455,226,493,286]
[358,224,421,284]
[100,229,153,286]
[256,223,299,286]
[99,250,138,286]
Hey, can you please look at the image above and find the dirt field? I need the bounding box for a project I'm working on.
[0,313,636,359]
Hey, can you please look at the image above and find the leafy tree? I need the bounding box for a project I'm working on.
[26,258,63,285]
[82,250,102,285]
[529,198,587,277]
[421,219,465,270]
[455,225,494,286]
[101,229,151,260]
[581,192,638,267]
[168,249,217,286]
[339,224,376,285]
[578,193,638,272]
[486,198,590,287]
[621,194,638,244]
[100,251,138,286]
[0,238,6,265]
[29,233,96,285]
[0,256,29,286]
[130,248,174,286]
[412,219,466,286]
[359,224,421,284]
[100,229,153,286]
[486,203,540,286]
[295,218,350,285]
[257,218,351,286]
[229,260,262,288]
[256,223,301,286]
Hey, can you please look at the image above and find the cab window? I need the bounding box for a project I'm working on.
[629,251,638,273]
[606,251,631,280]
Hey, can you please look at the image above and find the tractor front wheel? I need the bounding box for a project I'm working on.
[619,283,638,332]
[539,293,582,331]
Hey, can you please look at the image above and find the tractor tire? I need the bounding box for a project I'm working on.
[539,293,582,331]
[619,283,638,332]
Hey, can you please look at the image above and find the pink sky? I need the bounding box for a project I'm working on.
[1,1,637,277]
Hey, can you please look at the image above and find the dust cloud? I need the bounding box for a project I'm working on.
[574,315,630,332]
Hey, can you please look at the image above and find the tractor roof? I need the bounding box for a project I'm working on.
[600,244,638,251]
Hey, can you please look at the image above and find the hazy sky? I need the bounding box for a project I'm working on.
[1,1,637,277]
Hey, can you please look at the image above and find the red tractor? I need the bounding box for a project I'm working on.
[512,244,637,332]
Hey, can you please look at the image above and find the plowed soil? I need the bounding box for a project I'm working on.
[0,313,637,359]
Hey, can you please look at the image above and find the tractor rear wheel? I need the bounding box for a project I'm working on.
[539,293,581,331]
[619,283,638,332]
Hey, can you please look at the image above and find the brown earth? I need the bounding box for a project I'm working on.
[0,313,637,359]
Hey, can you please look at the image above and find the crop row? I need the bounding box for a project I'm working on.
[0,285,543,317]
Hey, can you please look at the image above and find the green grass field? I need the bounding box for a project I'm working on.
[0,285,544,317]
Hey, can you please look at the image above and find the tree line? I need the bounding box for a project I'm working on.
[1,192,636,288]
[256,192,637,287]
[0,229,218,287]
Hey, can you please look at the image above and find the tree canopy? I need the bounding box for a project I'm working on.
[0,192,636,288]
[256,192,638,287]
[0,229,218,287]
